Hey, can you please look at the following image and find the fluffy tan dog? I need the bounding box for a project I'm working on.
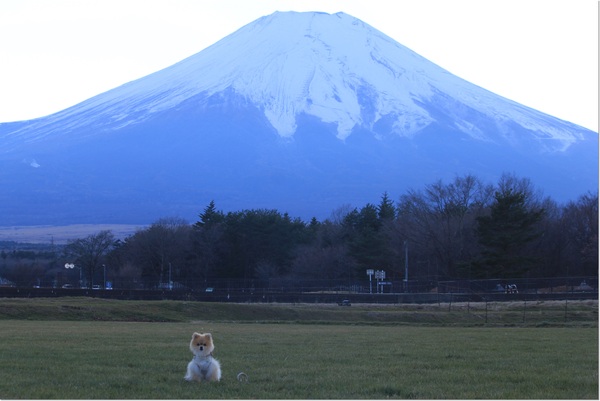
[184,332,222,382]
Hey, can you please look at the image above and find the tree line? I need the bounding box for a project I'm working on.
[1,173,597,290]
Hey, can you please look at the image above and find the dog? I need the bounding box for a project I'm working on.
[184,332,222,382]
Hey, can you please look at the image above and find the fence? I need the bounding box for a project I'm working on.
[0,276,596,304]
[436,276,598,295]
[0,286,597,326]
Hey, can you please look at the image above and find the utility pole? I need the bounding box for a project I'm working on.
[404,240,409,292]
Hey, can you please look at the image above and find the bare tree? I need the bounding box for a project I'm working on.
[561,192,599,276]
[497,173,545,208]
[64,230,115,287]
[126,217,191,288]
[398,174,494,278]
[328,204,354,225]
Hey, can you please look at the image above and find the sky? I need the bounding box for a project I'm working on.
[0,0,597,132]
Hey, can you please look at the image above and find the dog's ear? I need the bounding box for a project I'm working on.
[192,332,200,340]
[205,333,212,339]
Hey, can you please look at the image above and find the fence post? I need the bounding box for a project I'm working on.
[485,300,488,324]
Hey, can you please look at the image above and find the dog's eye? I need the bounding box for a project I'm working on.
[196,343,200,346]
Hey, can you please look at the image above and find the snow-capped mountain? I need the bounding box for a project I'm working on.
[0,11,597,225]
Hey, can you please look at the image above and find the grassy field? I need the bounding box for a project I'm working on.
[0,298,597,399]
[0,224,143,244]
[0,297,597,326]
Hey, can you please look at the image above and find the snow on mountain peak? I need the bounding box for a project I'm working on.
[1,12,596,226]
[210,10,438,139]
[4,11,593,150]
[25,11,450,140]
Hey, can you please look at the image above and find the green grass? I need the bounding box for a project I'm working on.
[0,297,597,326]
[0,298,597,399]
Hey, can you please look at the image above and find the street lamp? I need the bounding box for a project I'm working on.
[103,264,106,289]
[366,269,374,294]
[64,263,81,288]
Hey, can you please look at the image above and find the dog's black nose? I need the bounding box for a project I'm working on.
[199,346,204,351]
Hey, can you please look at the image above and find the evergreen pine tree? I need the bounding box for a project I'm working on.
[194,200,224,229]
[377,192,396,221]
[476,189,544,278]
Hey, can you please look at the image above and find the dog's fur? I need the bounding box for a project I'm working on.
[184,332,222,382]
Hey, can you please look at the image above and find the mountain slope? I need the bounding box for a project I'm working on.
[0,11,597,225]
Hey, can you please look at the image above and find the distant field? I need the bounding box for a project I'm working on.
[0,224,146,244]
[0,297,597,326]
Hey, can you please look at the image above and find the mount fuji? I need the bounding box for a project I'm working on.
[0,11,597,225]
